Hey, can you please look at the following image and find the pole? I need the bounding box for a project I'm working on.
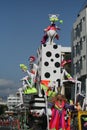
[74,80,77,104]
[44,91,49,130]
[85,77,87,110]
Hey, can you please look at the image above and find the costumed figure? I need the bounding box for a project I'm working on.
[41,14,63,44]
[29,56,36,73]
[49,94,73,130]
[20,64,37,94]
[28,56,43,97]
[40,80,57,97]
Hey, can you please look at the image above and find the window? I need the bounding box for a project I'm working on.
[76,44,79,56]
[76,61,79,73]
[80,38,82,50]
[82,36,86,42]
[73,64,76,75]
[75,24,80,38]
[79,21,82,32]
[80,57,82,69]
[83,17,85,22]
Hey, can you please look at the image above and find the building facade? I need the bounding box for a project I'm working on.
[7,94,22,111]
[71,6,87,96]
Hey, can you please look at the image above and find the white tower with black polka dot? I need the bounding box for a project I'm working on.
[37,42,61,85]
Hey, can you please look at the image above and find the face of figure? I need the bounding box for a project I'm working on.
[55,100,65,109]
[54,94,66,109]
[30,58,34,62]
[29,56,35,62]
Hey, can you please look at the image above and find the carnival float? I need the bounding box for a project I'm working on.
[18,14,87,130]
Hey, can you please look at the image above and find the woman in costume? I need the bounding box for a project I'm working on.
[49,94,71,130]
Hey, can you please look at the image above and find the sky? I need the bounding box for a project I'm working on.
[0,0,86,99]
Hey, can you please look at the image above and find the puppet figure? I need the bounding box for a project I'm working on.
[41,14,63,44]
[49,94,71,130]
[20,64,38,94]
[41,23,60,44]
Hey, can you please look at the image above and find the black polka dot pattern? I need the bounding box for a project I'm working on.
[55,62,60,68]
[55,53,60,58]
[37,44,61,81]
[46,51,52,57]
[53,45,58,49]
[44,62,49,66]
[43,44,46,47]
[53,70,56,73]
[51,59,54,62]
[44,72,50,78]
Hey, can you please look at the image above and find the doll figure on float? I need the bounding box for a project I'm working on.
[19,62,38,94]
[41,14,63,44]
[49,94,73,130]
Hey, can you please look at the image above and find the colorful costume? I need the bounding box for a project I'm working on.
[41,23,60,44]
[49,94,70,130]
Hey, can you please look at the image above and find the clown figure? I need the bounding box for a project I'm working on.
[41,22,60,44]
[49,94,71,130]
[41,14,62,44]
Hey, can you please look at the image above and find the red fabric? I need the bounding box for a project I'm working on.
[49,107,70,130]
[49,108,59,130]
[61,59,71,67]
[46,25,57,31]
[29,56,36,62]
[41,80,50,87]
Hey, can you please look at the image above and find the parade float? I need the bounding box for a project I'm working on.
[18,14,87,130]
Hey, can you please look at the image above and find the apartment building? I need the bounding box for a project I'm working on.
[7,94,22,111]
[71,5,87,96]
